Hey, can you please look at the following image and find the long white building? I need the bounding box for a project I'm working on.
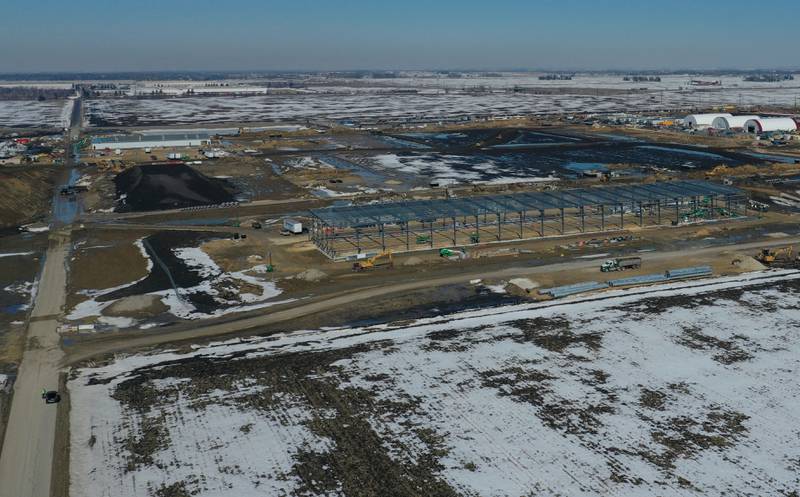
[711,115,760,130]
[684,113,732,128]
[743,118,798,134]
[91,133,210,150]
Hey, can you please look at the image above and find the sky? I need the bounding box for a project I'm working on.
[1,0,798,73]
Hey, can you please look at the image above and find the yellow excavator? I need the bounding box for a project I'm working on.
[352,250,394,272]
[756,246,794,265]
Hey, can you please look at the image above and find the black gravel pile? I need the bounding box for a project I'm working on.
[114,164,236,212]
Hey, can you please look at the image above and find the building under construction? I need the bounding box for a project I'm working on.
[308,180,748,260]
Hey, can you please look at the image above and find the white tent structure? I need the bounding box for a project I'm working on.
[685,113,732,128]
[743,118,798,134]
[711,115,760,130]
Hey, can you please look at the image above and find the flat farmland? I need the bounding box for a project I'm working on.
[84,84,800,127]
[69,270,800,496]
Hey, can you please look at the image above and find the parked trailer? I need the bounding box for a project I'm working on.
[282,218,303,234]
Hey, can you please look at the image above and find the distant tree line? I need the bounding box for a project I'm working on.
[623,76,661,82]
[743,74,794,82]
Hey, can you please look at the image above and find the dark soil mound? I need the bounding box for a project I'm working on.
[114,164,236,212]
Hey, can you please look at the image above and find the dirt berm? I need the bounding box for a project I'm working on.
[0,167,55,229]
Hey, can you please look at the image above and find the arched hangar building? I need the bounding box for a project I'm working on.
[743,118,798,134]
[711,115,760,130]
[685,113,732,128]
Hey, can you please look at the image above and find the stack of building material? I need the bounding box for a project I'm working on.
[608,273,668,287]
[540,266,714,299]
[539,281,609,298]
[665,266,712,279]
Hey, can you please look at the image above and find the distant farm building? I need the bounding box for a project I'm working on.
[684,113,732,128]
[743,118,799,134]
[711,115,760,130]
[91,133,210,150]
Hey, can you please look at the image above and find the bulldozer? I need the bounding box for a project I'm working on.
[755,246,795,265]
[352,251,394,272]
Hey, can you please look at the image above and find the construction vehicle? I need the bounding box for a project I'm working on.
[600,257,642,272]
[265,251,275,272]
[439,248,467,260]
[352,251,393,272]
[755,246,794,265]
[416,234,431,245]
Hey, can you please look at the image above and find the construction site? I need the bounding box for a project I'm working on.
[4,65,800,497]
[308,180,748,259]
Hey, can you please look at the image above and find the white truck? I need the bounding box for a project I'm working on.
[600,257,642,272]
[282,218,303,235]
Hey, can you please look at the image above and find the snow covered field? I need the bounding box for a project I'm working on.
[350,152,555,186]
[86,72,800,93]
[70,270,800,496]
[0,99,73,128]
[83,72,800,126]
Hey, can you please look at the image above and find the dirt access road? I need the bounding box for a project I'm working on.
[63,235,800,366]
[0,232,69,497]
[0,98,78,497]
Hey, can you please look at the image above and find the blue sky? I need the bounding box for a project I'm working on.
[1,0,798,72]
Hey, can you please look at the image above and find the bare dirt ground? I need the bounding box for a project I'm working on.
[66,228,151,312]
[0,166,56,229]
[60,208,797,330]
[60,232,800,370]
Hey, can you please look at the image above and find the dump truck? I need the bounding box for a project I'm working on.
[352,251,393,272]
[600,257,642,272]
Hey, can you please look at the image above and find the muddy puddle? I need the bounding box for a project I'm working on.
[305,128,760,190]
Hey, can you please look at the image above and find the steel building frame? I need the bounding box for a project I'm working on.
[308,180,748,260]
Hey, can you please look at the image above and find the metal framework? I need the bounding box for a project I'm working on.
[308,180,748,260]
